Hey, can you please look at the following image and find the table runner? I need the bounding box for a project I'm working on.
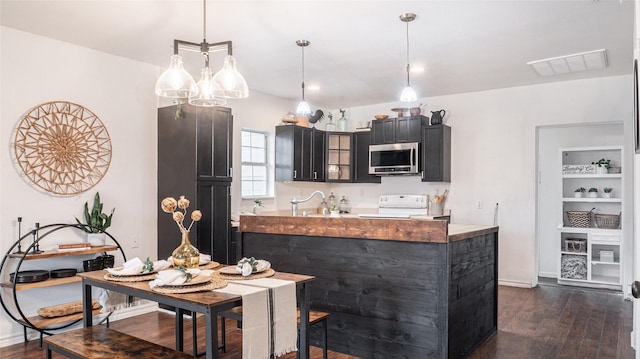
[215,278,296,358]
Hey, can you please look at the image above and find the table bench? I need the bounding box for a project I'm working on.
[43,325,195,359]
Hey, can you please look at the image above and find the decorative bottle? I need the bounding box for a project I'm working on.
[172,230,200,268]
[337,109,348,131]
[325,113,336,131]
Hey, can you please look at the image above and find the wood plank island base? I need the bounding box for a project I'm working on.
[240,215,499,359]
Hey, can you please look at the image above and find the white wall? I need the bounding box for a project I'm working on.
[0,26,161,344]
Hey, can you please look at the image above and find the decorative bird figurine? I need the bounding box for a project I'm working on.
[307,109,324,125]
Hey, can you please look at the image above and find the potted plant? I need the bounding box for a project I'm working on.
[592,158,611,174]
[588,187,598,198]
[329,203,340,217]
[603,187,613,198]
[253,199,264,215]
[574,187,586,198]
[75,192,115,246]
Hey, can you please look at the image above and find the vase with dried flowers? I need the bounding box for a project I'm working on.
[161,195,202,268]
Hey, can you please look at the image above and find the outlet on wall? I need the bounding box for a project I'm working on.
[131,235,140,248]
[476,200,483,209]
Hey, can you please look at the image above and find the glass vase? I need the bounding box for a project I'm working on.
[337,116,348,131]
[172,230,200,268]
[325,118,336,131]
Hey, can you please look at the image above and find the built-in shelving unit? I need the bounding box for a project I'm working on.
[558,146,623,290]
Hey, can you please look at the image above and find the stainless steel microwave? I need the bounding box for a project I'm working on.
[369,142,420,175]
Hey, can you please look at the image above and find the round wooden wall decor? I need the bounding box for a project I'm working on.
[14,101,112,195]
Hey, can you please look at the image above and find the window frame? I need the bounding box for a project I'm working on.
[240,128,270,198]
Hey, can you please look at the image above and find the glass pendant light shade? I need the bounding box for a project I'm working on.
[189,67,227,107]
[296,100,311,115]
[155,55,197,98]
[213,55,249,99]
[400,85,417,103]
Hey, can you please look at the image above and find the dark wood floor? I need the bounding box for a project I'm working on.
[0,283,634,358]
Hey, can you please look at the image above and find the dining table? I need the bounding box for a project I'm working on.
[79,269,315,359]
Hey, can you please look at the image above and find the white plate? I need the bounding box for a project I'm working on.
[161,274,211,287]
[219,260,271,275]
[106,267,156,277]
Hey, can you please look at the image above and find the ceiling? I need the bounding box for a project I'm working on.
[0,0,634,109]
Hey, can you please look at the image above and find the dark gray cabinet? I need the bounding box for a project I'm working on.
[421,125,451,182]
[275,125,325,182]
[157,104,233,264]
[371,115,426,144]
[352,131,381,183]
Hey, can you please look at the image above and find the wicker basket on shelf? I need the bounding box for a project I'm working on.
[594,213,620,229]
[566,209,593,228]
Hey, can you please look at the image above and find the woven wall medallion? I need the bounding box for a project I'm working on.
[14,101,112,195]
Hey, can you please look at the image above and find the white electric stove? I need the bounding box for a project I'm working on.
[358,194,428,218]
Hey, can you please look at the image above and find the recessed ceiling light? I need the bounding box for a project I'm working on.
[527,49,607,77]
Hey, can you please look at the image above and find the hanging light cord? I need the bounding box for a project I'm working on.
[201,0,209,66]
[301,45,306,101]
[405,20,411,87]
[202,0,206,41]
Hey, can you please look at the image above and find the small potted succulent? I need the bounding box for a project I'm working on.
[592,158,611,174]
[603,187,613,198]
[329,203,340,217]
[574,187,586,198]
[588,187,598,198]
[252,199,264,215]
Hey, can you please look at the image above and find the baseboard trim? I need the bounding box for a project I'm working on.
[537,271,556,278]
[498,279,535,288]
[0,302,158,348]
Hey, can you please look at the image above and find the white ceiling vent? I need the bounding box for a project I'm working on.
[527,49,608,77]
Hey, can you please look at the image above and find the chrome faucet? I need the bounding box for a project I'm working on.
[290,190,326,216]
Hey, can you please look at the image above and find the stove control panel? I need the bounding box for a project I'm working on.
[378,194,427,209]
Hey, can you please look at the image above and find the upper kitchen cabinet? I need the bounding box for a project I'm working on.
[352,131,381,183]
[275,125,325,182]
[371,115,426,145]
[421,125,451,182]
[326,132,352,182]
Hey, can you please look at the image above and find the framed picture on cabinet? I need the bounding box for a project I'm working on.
[634,59,639,154]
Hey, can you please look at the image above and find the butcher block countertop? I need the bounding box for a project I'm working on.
[239,214,497,243]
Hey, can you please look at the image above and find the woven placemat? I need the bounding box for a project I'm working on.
[104,273,157,282]
[214,268,276,281]
[150,277,228,294]
[198,261,221,270]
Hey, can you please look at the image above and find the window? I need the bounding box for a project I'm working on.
[241,129,268,197]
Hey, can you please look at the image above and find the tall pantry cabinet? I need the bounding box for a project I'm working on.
[157,104,232,264]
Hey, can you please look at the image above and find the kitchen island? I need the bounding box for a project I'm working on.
[239,215,498,359]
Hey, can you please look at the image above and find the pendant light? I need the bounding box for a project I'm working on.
[155,0,248,106]
[295,40,311,116]
[399,13,417,103]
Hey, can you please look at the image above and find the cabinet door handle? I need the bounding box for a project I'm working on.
[314,172,317,180]
[229,167,233,178]
[294,170,297,179]
[633,281,640,299]
[421,171,424,180]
